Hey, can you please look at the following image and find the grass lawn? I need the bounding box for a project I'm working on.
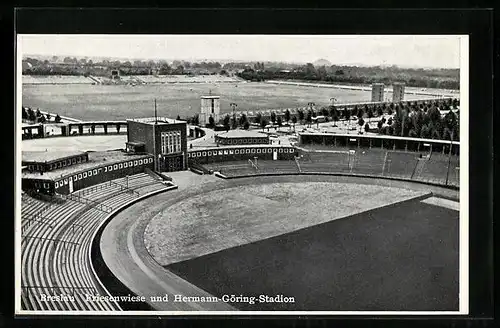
[22,82,435,121]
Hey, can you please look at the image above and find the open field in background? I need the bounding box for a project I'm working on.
[167,197,459,311]
[143,182,426,266]
[22,83,437,121]
[21,135,127,152]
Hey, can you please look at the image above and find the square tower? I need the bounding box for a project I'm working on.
[371,83,385,102]
[200,95,221,125]
[392,82,405,102]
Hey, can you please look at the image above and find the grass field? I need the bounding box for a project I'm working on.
[167,197,459,311]
[22,82,435,121]
[143,182,426,266]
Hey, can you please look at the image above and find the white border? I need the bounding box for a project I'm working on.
[15,34,468,316]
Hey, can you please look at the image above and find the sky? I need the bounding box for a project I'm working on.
[18,35,462,68]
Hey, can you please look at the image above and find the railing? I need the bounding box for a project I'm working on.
[248,159,259,171]
[63,193,113,213]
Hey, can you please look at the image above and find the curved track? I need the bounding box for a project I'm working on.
[100,173,458,312]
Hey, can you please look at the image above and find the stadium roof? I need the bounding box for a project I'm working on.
[22,150,152,180]
[216,130,268,139]
[22,150,87,164]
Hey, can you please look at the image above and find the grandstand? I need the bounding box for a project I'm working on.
[20,173,176,311]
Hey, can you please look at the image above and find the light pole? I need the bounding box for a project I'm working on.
[230,103,237,128]
[307,102,315,128]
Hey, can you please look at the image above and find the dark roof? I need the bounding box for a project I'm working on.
[22,150,87,164]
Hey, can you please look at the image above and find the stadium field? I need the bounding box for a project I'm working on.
[100,173,459,311]
[167,197,459,311]
[22,82,436,121]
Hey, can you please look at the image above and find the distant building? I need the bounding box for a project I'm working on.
[371,83,385,102]
[393,82,405,102]
[200,95,221,125]
[215,130,270,145]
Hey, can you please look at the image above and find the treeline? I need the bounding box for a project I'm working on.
[237,63,459,90]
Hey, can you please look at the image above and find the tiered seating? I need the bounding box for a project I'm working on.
[351,150,386,176]
[204,161,257,177]
[384,151,419,179]
[256,160,299,174]
[20,172,175,311]
[299,151,351,174]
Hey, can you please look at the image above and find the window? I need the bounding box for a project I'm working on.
[77,157,81,163]
[78,173,82,179]
[129,161,133,166]
[202,152,206,156]
[246,149,250,154]
[208,151,212,156]
[114,164,118,170]
[74,175,78,181]
[251,148,256,153]
[223,150,228,155]
[108,165,112,171]
[88,171,92,177]
[64,179,68,185]
[268,149,272,153]
[235,149,240,154]
[43,182,49,189]
[119,164,123,169]
[134,160,138,166]
[93,169,97,175]
[149,158,153,163]
[218,150,223,155]
[279,148,283,153]
[187,153,191,158]
[72,158,76,164]
[229,150,234,155]
[55,181,59,188]
[257,149,261,153]
[139,159,143,165]
[67,159,71,165]
[63,161,66,167]
[104,166,108,172]
[197,152,201,157]
[124,162,128,168]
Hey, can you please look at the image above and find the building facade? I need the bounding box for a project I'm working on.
[126,117,188,172]
[371,83,385,102]
[200,95,221,125]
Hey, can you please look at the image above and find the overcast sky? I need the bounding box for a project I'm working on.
[19,35,461,68]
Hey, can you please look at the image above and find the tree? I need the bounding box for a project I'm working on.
[377,120,384,131]
[284,109,291,123]
[291,116,297,131]
[270,112,276,124]
[28,108,36,121]
[329,105,337,118]
[364,123,370,133]
[193,114,200,126]
[298,110,304,123]
[223,114,230,131]
[333,113,339,126]
[387,108,393,115]
[387,117,393,126]
[367,108,374,122]
[420,125,430,138]
[320,107,329,117]
[208,115,215,128]
[408,129,418,138]
[243,121,250,130]
[116,124,121,134]
[239,113,248,127]
[231,113,238,129]
[254,113,262,125]
[277,116,283,130]
[306,110,312,127]
[376,106,383,117]
[176,115,181,120]
[55,114,61,123]
[260,118,268,131]
[38,115,46,123]
[358,117,365,132]
[22,108,28,120]
[344,108,351,122]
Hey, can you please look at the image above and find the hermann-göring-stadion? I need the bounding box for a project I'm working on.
[19,40,463,316]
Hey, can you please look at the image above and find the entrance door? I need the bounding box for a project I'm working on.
[69,176,74,193]
[273,150,278,161]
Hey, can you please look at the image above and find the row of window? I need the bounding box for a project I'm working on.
[27,156,88,171]
[54,157,153,189]
[188,148,294,158]
[218,138,268,145]
[161,131,182,155]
